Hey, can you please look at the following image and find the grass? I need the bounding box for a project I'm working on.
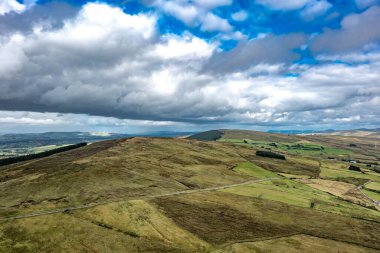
[246,154,320,177]
[212,129,380,162]
[152,191,380,249]
[232,162,279,178]
[220,130,301,142]
[1,134,380,252]
[221,179,380,222]
[278,173,310,179]
[320,160,380,183]
[222,180,312,207]
[362,189,380,202]
[0,137,264,217]
[219,138,352,157]
[365,182,380,192]
[0,200,210,253]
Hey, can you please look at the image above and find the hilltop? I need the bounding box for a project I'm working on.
[0,131,380,252]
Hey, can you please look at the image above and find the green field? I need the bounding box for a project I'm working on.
[221,179,380,222]
[232,162,279,178]
[219,138,352,156]
[365,182,380,192]
[362,189,380,202]
[320,161,380,183]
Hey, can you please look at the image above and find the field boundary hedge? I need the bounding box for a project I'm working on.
[256,150,286,160]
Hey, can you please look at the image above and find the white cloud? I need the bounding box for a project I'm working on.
[0,34,26,77]
[0,0,25,15]
[200,12,232,32]
[0,0,37,15]
[355,0,380,9]
[153,0,199,26]
[193,0,232,9]
[153,33,215,60]
[301,0,332,20]
[152,0,234,33]
[0,110,184,133]
[231,10,248,22]
[257,0,331,18]
[256,0,312,10]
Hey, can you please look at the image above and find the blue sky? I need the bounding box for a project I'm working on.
[0,0,379,133]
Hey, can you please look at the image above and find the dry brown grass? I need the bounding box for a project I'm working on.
[152,191,380,250]
[217,234,380,253]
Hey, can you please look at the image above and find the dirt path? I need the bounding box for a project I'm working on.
[356,180,380,207]
[0,177,279,222]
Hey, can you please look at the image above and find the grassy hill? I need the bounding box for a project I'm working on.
[189,129,380,163]
[1,133,380,252]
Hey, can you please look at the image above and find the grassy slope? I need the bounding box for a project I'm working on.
[1,134,380,252]
[202,129,380,162]
[152,192,380,250]
[221,130,301,142]
[232,162,279,178]
[0,138,261,216]
[221,179,380,222]
[320,160,380,183]
[0,200,210,253]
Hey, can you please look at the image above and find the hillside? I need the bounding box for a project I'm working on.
[317,129,380,139]
[189,129,380,162]
[0,134,380,252]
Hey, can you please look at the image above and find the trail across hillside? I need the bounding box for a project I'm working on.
[0,177,279,222]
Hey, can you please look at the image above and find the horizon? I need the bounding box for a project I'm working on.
[1,127,379,135]
[1,0,380,133]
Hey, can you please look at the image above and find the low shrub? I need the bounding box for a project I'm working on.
[348,165,361,172]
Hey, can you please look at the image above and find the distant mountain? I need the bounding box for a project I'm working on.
[0,131,196,149]
[188,129,300,142]
[267,130,317,135]
[0,132,130,149]
[268,128,380,138]
[187,130,224,141]
[316,129,380,139]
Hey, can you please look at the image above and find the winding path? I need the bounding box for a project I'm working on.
[0,177,279,222]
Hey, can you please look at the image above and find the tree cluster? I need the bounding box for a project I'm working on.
[256,150,286,160]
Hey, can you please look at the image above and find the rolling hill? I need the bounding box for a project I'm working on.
[0,131,380,252]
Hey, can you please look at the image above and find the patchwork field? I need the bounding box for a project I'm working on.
[1,130,380,252]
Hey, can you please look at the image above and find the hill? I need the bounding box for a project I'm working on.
[0,134,380,252]
[189,129,380,162]
[316,129,380,139]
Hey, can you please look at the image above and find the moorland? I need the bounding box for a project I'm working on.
[0,129,380,252]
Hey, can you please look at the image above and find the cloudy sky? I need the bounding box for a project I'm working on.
[0,0,379,133]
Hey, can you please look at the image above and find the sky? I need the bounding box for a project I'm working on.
[0,0,379,133]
